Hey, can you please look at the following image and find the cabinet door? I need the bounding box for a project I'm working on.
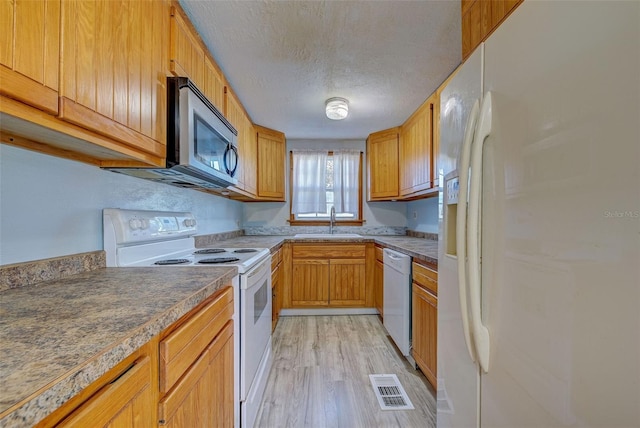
[159,322,234,428]
[59,0,167,160]
[367,128,399,200]
[169,6,204,90]
[433,68,458,189]
[412,283,437,389]
[160,287,234,394]
[203,54,225,113]
[399,99,433,196]
[57,356,154,428]
[461,0,523,60]
[0,0,59,114]
[271,263,280,331]
[374,258,384,316]
[225,89,258,197]
[329,258,366,307]
[257,127,286,200]
[291,259,330,307]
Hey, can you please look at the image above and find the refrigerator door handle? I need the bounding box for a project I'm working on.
[456,99,480,363]
[468,91,493,373]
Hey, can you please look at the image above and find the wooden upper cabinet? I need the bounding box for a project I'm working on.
[399,95,434,197]
[432,68,458,188]
[461,0,523,60]
[0,0,60,114]
[169,6,204,90]
[367,127,399,200]
[59,0,168,161]
[256,125,286,201]
[204,56,225,114]
[243,119,258,196]
[225,88,257,196]
[169,5,224,114]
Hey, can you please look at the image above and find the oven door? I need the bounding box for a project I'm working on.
[239,256,272,399]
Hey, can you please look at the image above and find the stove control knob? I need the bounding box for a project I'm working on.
[184,219,196,227]
[129,219,142,230]
[140,219,150,229]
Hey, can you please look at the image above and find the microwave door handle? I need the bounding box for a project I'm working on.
[224,144,238,177]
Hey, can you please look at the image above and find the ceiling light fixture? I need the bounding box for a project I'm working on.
[325,97,349,120]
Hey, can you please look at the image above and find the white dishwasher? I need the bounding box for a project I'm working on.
[383,248,412,360]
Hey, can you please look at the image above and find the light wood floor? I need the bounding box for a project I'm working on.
[255,315,436,428]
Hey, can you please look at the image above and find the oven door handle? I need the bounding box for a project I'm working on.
[246,257,270,279]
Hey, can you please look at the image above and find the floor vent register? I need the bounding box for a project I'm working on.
[369,374,415,410]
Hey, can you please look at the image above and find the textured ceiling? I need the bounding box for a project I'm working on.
[178,0,461,140]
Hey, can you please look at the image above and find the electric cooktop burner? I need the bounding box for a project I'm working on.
[197,257,241,264]
[194,249,226,254]
[233,249,258,253]
[154,259,190,265]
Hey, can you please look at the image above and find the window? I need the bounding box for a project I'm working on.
[289,150,363,225]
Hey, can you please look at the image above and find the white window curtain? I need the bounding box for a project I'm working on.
[291,150,328,214]
[333,150,360,215]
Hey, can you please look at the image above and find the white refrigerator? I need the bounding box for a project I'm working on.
[437,1,639,427]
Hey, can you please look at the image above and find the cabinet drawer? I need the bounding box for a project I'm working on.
[57,355,152,428]
[292,244,366,259]
[412,262,437,295]
[375,246,384,262]
[159,286,233,393]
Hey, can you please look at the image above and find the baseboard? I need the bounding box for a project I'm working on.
[280,308,380,316]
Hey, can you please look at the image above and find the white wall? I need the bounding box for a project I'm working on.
[0,145,243,265]
[406,196,440,233]
[243,139,408,228]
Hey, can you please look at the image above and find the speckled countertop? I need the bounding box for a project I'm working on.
[370,236,439,266]
[198,235,439,266]
[0,266,236,427]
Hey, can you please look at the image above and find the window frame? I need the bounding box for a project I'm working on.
[288,150,364,226]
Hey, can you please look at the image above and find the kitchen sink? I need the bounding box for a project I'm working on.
[293,233,363,239]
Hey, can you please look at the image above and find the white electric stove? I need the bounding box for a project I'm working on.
[103,208,272,428]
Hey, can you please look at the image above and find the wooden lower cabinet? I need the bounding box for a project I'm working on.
[55,354,155,428]
[158,322,234,428]
[287,243,371,308]
[271,247,283,330]
[291,259,330,306]
[374,246,384,316]
[36,285,235,428]
[411,262,438,389]
[36,338,159,428]
[328,259,366,306]
[159,286,234,427]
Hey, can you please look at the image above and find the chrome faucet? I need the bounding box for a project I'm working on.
[330,206,336,234]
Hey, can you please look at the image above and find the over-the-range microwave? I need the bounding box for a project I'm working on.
[107,77,239,190]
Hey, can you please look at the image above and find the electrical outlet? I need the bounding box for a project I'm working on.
[412,211,418,220]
